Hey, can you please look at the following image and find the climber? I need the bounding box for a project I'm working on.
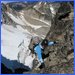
[29,36,57,68]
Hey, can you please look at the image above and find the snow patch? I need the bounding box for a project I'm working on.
[50,4,56,18]
[7,12,25,25]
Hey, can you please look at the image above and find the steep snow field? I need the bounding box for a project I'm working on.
[1,24,35,71]
[1,24,30,59]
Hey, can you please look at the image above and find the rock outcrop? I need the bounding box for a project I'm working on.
[26,2,74,74]
[41,2,74,73]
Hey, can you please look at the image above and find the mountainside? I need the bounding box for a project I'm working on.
[32,2,74,73]
[2,2,54,38]
[1,1,74,74]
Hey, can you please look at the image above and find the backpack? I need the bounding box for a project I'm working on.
[29,36,42,54]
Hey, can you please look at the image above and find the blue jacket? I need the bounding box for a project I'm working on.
[34,41,54,63]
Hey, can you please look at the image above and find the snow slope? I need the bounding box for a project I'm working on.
[1,24,35,71]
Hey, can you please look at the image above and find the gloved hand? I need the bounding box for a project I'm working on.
[40,63,45,68]
[54,41,57,44]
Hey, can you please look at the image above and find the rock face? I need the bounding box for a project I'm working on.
[43,2,74,73]
[1,3,17,26]
[26,2,74,74]
[1,2,52,38]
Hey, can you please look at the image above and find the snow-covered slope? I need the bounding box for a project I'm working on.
[1,24,35,71]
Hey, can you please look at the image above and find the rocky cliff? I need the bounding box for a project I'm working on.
[32,2,74,73]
